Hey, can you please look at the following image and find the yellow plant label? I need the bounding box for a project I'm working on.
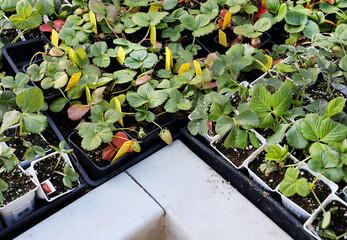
[90,11,97,34]
[261,55,273,72]
[111,140,132,163]
[117,46,125,65]
[165,47,173,71]
[222,11,232,30]
[149,4,159,12]
[179,63,190,76]
[65,72,82,91]
[112,97,123,127]
[262,0,266,4]
[218,30,227,47]
[52,29,59,47]
[150,25,156,45]
[194,60,202,76]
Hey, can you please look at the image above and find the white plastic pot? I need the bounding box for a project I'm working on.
[244,145,299,192]
[303,194,347,240]
[26,152,80,202]
[343,186,347,202]
[275,163,338,221]
[210,131,266,169]
[0,165,38,227]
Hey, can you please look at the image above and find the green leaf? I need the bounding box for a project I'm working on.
[235,130,248,149]
[249,132,260,148]
[303,20,319,39]
[74,47,89,68]
[272,86,292,117]
[275,3,287,22]
[49,97,68,112]
[245,4,258,14]
[339,55,347,71]
[188,119,208,136]
[16,87,44,112]
[322,150,340,168]
[285,11,308,25]
[280,167,310,197]
[254,18,272,32]
[236,110,259,127]
[266,0,281,14]
[216,116,234,136]
[0,111,21,134]
[284,23,305,33]
[301,114,323,142]
[325,97,346,118]
[181,14,214,37]
[309,142,329,160]
[267,124,290,144]
[286,119,308,149]
[201,0,219,19]
[319,118,347,143]
[132,12,168,27]
[22,112,47,133]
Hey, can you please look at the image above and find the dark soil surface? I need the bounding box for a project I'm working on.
[34,154,79,200]
[0,165,36,206]
[40,124,61,147]
[49,109,80,140]
[312,200,347,239]
[0,28,19,43]
[24,28,41,39]
[248,151,297,190]
[288,169,332,214]
[213,135,258,167]
[121,106,173,139]
[4,127,50,160]
[83,142,114,168]
[306,75,347,112]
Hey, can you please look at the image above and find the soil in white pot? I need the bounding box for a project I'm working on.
[213,135,257,167]
[34,155,79,200]
[4,127,50,160]
[311,200,347,240]
[248,151,297,190]
[289,169,331,214]
[0,166,36,206]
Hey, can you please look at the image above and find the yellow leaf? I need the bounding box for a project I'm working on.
[323,20,335,25]
[179,63,190,76]
[261,55,273,72]
[90,11,97,34]
[149,4,159,12]
[117,46,125,65]
[111,140,132,163]
[165,47,173,71]
[150,25,156,45]
[65,72,82,91]
[112,96,123,127]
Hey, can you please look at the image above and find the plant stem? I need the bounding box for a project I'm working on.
[59,88,70,102]
[152,121,163,131]
[138,27,150,45]
[11,28,29,44]
[254,58,274,78]
[53,170,66,176]
[284,156,311,167]
[112,84,132,94]
[301,84,306,105]
[156,111,167,117]
[104,17,119,39]
[326,74,331,94]
[331,77,343,94]
[54,153,62,169]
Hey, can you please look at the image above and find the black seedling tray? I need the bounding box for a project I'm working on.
[179,126,314,240]
[1,38,45,75]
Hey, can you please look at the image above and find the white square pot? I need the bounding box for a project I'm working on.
[26,152,81,202]
[303,194,347,240]
[275,163,338,221]
[0,165,38,227]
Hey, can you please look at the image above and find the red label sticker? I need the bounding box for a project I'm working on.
[41,180,56,195]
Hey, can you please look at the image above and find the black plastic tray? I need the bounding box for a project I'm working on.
[0,114,88,240]
[1,38,45,75]
[179,126,314,240]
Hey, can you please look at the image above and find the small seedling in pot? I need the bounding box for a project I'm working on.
[259,145,289,176]
[50,141,73,169]
[0,144,18,202]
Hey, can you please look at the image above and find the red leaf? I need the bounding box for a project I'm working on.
[133,75,151,86]
[102,145,116,161]
[67,104,91,121]
[202,82,217,89]
[112,132,129,149]
[254,4,268,22]
[54,20,65,32]
[40,24,52,32]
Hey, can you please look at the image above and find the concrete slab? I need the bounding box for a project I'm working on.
[127,140,293,240]
[15,173,165,240]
